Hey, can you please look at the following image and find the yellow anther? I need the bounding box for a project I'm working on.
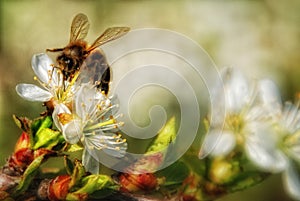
[57,113,73,125]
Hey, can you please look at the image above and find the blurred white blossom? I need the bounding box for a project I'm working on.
[200,67,286,172]
[275,100,300,200]
[53,83,127,174]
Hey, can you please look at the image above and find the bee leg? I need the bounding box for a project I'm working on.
[46,48,64,52]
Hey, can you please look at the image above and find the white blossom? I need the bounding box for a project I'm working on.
[16,53,74,106]
[53,83,127,174]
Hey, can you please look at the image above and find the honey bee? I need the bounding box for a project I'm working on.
[46,13,130,94]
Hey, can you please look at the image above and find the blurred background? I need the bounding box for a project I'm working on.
[0,0,299,200]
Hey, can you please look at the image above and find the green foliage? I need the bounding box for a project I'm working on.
[13,155,45,196]
[147,116,177,154]
[66,175,116,200]
[156,161,190,187]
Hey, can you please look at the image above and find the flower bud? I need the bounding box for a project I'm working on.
[119,173,158,192]
[48,175,71,201]
[209,157,240,184]
[9,148,34,169]
[14,132,31,152]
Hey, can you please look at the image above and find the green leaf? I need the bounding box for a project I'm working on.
[156,161,190,186]
[146,116,177,154]
[33,128,63,150]
[31,116,50,135]
[36,116,52,131]
[126,116,177,173]
[13,155,45,196]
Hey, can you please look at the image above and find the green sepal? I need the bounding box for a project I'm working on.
[66,175,115,200]
[64,156,74,175]
[65,143,83,152]
[12,115,32,133]
[13,155,45,196]
[31,116,52,136]
[69,159,86,189]
[147,116,177,154]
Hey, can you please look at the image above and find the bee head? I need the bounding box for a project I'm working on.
[57,54,75,71]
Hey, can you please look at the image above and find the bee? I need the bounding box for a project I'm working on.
[46,13,130,94]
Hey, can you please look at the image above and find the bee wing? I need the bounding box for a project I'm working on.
[77,51,111,94]
[88,27,130,52]
[70,13,90,42]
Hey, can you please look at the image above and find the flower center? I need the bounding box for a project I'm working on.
[225,114,245,144]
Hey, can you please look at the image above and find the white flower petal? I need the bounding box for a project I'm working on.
[224,68,250,112]
[256,79,282,120]
[245,135,287,172]
[82,149,100,174]
[282,102,300,133]
[257,79,282,107]
[199,129,236,158]
[32,53,56,84]
[283,162,300,201]
[247,147,287,173]
[74,84,98,119]
[16,84,52,102]
[62,119,82,144]
[52,103,71,131]
[288,144,300,162]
